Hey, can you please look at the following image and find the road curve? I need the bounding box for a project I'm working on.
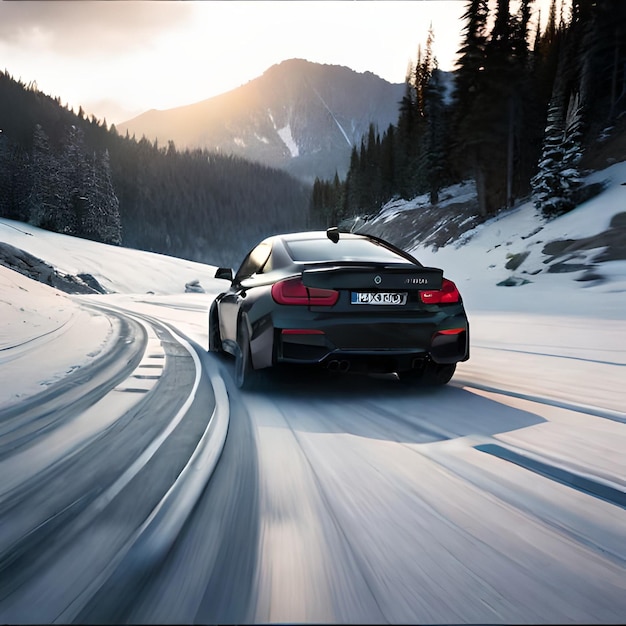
[0,304,228,623]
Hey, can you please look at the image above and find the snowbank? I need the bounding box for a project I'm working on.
[0,220,224,408]
[0,219,219,295]
[0,265,114,408]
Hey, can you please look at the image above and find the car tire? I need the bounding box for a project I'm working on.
[235,319,261,390]
[424,362,456,385]
[208,301,222,353]
[399,362,456,386]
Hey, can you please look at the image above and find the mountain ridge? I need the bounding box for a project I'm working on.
[116,59,406,183]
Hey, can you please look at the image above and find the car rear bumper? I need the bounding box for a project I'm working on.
[253,309,469,371]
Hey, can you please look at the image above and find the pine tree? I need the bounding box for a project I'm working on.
[411,28,437,196]
[482,0,517,211]
[453,0,489,105]
[61,124,88,236]
[415,30,434,119]
[422,66,449,204]
[532,90,583,218]
[29,124,62,230]
[331,171,345,225]
[365,123,383,212]
[357,136,369,210]
[451,0,490,214]
[579,0,626,130]
[380,124,396,201]
[452,0,535,213]
[0,132,17,219]
[396,69,420,199]
[507,0,536,200]
[344,145,360,214]
[85,149,122,244]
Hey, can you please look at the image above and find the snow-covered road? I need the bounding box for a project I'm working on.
[1,285,624,623]
[113,297,625,624]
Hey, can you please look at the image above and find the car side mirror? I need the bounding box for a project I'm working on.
[215,267,234,281]
[326,227,340,243]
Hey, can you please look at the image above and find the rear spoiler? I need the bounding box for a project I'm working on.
[302,264,443,291]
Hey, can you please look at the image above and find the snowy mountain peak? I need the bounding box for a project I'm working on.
[116,59,406,183]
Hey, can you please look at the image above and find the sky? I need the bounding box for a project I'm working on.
[0,0,551,125]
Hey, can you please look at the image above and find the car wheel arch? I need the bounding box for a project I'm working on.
[208,299,222,352]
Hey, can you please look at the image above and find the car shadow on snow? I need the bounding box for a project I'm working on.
[217,357,546,445]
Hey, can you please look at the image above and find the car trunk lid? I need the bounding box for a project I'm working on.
[301,263,443,291]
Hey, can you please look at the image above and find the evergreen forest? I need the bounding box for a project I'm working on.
[310,0,626,226]
[0,73,311,267]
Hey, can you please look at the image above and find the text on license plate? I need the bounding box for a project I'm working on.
[351,292,408,305]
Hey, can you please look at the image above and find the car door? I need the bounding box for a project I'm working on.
[218,241,272,344]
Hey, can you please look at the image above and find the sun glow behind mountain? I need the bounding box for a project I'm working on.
[0,1,554,125]
[1,1,468,124]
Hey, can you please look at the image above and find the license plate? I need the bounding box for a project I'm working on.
[351,292,408,305]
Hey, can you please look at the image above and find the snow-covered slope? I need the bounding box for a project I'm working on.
[374,161,626,319]
[0,264,115,406]
[0,220,223,409]
[0,219,218,295]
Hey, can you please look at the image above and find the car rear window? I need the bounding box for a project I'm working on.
[285,238,412,264]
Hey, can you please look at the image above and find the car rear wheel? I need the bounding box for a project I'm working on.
[425,362,456,385]
[235,319,263,390]
[399,362,456,386]
[208,301,222,353]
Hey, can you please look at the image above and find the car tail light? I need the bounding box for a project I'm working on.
[272,277,339,306]
[419,278,461,304]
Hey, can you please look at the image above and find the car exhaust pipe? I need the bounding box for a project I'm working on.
[411,357,426,371]
[327,359,350,373]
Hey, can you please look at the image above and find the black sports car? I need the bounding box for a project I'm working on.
[209,229,469,388]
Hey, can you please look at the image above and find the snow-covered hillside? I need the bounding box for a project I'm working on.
[373,161,626,319]
[0,219,218,295]
[1,162,625,415]
[0,222,222,408]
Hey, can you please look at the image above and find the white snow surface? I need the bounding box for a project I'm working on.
[0,220,220,409]
[268,109,299,157]
[277,124,299,158]
[0,161,625,416]
[379,180,478,224]
[409,161,626,320]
